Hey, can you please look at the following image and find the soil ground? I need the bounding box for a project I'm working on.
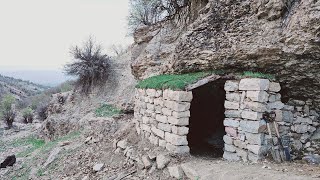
[1,116,320,180]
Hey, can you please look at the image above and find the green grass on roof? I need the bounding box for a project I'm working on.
[136,71,219,90]
[241,71,275,80]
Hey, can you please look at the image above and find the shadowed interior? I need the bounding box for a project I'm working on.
[187,80,226,157]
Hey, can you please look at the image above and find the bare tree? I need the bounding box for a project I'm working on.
[64,37,111,94]
[128,0,191,31]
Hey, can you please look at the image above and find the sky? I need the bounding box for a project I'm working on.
[0,0,133,71]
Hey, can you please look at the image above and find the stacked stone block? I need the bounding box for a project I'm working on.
[134,88,192,154]
[134,78,320,161]
[277,99,320,156]
[223,78,281,162]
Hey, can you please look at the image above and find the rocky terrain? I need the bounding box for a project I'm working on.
[131,0,320,109]
[1,111,320,180]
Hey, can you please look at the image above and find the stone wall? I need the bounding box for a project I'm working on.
[223,78,320,162]
[134,78,320,162]
[223,79,282,162]
[134,88,193,154]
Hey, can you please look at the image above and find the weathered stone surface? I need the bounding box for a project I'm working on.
[149,134,159,145]
[225,110,241,118]
[246,91,269,102]
[224,101,240,110]
[147,103,155,111]
[171,126,189,135]
[162,108,172,116]
[158,123,172,132]
[269,82,281,92]
[224,81,239,92]
[171,101,191,112]
[172,111,190,118]
[267,101,285,110]
[226,93,241,102]
[239,79,269,91]
[293,124,308,133]
[155,114,168,123]
[292,140,303,151]
[245,133,264,145]
[282,111,294,123]
[223,152,240,161]
[239,120,266,133]
[142,116,151,124]
[311,129,320,140]
[168,117,189,126]
[241,111,262,121]
[169,91,193,102]
[224,144,236,153]
[269,95,276,102]
[151,126,165,138]
[248,153,262,163]
[154,98,164,106]
[247,145,267,156]
[225,127,237,137]
[243,102,267,112]
[223,135,233,145]
[159,139,167,147]
[155,90,162,97]
[142,155,152,169]
[93,163,104,172]
[236,148,248,162]
[117,139,128,149]
[224,118,240,128]
[165,132,188,145]
[146,89,157,97]
[233,140,246,149]
[142,124,151,132]
[156,154,170,169]
[166,143,190,154]
[168,165,184,179]
[294,117,313,124]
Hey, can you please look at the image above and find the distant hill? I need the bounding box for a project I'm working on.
[0,69,71,87]
[0,74,48,102]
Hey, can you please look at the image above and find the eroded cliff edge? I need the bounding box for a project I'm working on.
[131,0,320,109]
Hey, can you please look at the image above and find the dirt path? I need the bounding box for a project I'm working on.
[181,157,320,180]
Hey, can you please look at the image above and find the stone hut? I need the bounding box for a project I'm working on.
[133,77,320,162]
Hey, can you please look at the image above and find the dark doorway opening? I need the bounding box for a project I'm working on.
[187,80,226,157]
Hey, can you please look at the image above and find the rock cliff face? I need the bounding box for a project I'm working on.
[131,0,320,109]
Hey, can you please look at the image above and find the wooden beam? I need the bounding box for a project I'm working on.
[185,74,221,91]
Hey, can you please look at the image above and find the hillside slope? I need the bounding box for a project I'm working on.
[0,74,48,101]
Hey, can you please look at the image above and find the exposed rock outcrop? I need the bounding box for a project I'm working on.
[131,0,320,109]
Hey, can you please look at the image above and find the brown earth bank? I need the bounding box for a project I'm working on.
[131,0,320,109]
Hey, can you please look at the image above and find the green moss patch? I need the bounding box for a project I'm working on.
[241,71,275,80]
[136,71,221,90]
[95,104,122,117]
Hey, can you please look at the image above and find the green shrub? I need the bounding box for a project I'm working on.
[22,108,34,124]
[0,95,16,128]
[37,103,48,121]
[95,104,122,117]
